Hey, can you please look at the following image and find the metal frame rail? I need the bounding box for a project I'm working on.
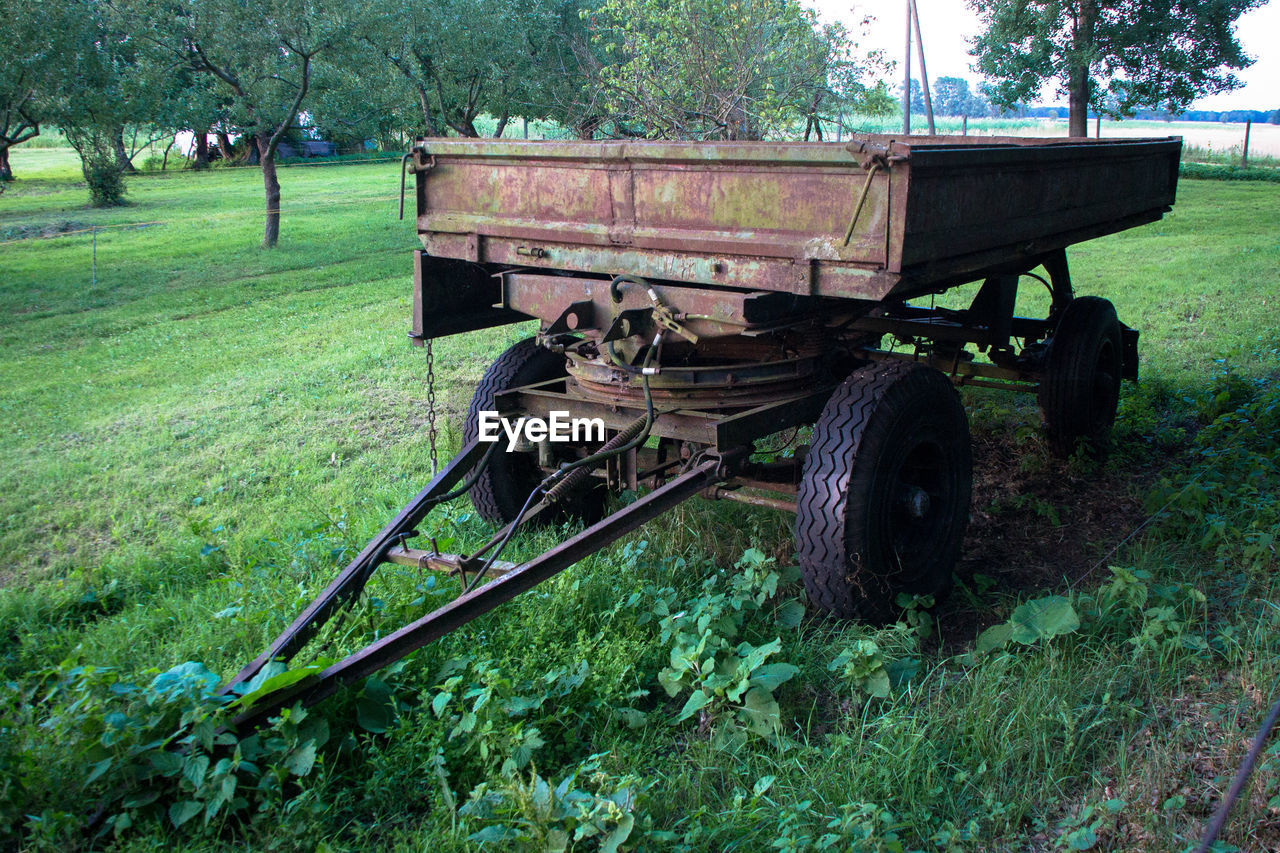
[221,438,739,731]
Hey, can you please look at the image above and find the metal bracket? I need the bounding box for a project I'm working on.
[400,150,436,221]
[601,308,653,343]
[547,300,597,335]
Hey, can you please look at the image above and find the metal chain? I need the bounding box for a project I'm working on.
[426,338,439,476]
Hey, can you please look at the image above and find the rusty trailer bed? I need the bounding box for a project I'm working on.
[224,135,1179,725]
[410,134,1180,302]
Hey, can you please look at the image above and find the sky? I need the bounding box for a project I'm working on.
[807,0,1279,111]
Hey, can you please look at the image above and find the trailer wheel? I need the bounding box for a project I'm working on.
[1038,296,1123,457]
[795,362,972,621]
[464,338,604,526]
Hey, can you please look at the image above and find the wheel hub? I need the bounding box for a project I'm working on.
[901,486,931,519]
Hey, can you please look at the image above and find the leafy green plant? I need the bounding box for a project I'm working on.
[975,595,1081,655]
[459,755,646,851]
[429,657,591,778]
[770,798,947,852]
[4,659,330,843]
[645,549,801,741]
[1150,377,1280,573]
[895,592,937,641]
[1051,797,1126,851]
[828,640,890,700]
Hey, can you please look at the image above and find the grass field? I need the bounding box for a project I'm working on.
[1,147,1279,851]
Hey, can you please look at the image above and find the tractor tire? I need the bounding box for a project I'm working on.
[464,338,603,526]
[1038,296,1123,457]
[795,361,972,621]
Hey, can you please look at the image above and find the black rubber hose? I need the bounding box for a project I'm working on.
[463,336,661,591]
[464,484,545,593]
[545,338,657,484]
[432,440,501,506]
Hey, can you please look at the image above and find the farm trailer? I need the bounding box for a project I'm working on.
[223,134,1181,724]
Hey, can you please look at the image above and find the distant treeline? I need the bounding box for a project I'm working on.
[1005,106,1279,124]
[902,79,1276,124]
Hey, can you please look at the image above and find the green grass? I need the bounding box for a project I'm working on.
[1182,143,1280,170]
[1,146,1279,851]
[1181,162,1280,182]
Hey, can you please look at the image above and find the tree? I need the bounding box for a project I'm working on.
[591,0,889,140]
[933,76,990,117]
[0,0,71,180]
[121,0,350,246]
[905,78,924,115]
[366,0,556,138]
[306,59,418,152]
[969,0,1263,137]
[532,0,615,138]
[44,0,183,203]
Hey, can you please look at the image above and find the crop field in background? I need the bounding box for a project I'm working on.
[11,116,1278,171]
[1,147,1278,851]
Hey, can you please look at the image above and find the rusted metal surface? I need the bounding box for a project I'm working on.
[710,487,798,513]
[860,348,1039,390]
[411,135,1180,302]
[410,251,529,345]
[384,545,519,579]
[503,377,834,450]
[565,349,824,408]
[502,273,813,340]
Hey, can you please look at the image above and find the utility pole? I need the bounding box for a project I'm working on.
[903,0,936,135]
[903,0,912,135]
[910,0,935,135]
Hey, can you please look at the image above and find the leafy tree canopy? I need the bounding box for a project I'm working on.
[969,0,1263,137]
[591,0,890,140]
[931,76,992,118]
[367,0,559,137]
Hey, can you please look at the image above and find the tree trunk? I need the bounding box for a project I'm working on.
[493,112,509,138]
[114,127,139,174]
[193,131,210,170]
[1067,67,1090,137]
[0,145,12,182]
[258,134,281,248]
[1067,0,1096,137]
[415,87,441,136]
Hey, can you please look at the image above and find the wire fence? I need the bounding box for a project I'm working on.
[0,191,405,249]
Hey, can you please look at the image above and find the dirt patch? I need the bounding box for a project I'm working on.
[1,219,92,241]
[940,428,1181,645]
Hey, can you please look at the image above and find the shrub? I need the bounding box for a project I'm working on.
[64,127,128,206]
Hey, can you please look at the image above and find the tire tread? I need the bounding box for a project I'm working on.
[795,361,970,620]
